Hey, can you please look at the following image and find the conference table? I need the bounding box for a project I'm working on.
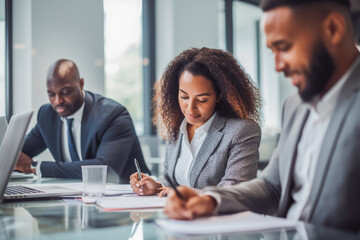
[0,177,358,240]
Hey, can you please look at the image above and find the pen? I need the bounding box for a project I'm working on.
[134,158,142,181]
[164,174,185,201]
[129,217,142,238]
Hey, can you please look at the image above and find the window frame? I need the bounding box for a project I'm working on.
[5,0,12,121]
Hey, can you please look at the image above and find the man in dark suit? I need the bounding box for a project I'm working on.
[164,0,360,232]
[15,59,150,183]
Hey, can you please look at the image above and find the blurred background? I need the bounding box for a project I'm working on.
[1,0,359,175]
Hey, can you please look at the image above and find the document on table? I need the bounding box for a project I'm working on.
[96,195,167,211]
[10,171,35,179]
[57,183,135,196]
[156,211,298,235]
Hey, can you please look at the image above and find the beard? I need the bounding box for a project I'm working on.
[299,41,335,102]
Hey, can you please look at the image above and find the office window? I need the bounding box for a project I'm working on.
[233,1,295,135]
[104,0,143,135]
[0,0,5,116]
[232,1,296,162]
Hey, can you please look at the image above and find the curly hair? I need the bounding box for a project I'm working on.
[153,47,261,142]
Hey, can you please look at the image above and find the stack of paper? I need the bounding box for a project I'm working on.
[156,211,298,235]
[97,195,167,211]
[55,183,135,196]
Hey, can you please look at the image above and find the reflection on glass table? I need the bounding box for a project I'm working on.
[0,177,357,240]
[0,199,357,240]
[0,200,158,238]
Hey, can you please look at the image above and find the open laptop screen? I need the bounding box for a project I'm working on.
[0,111,33,202]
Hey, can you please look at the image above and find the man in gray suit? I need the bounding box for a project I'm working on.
[165,0,360,232]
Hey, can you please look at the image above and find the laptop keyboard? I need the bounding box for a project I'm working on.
[5,185,46,195]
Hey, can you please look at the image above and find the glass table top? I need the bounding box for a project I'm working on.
[0,177,357,240]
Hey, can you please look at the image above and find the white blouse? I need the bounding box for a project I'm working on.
[174,113,216,186]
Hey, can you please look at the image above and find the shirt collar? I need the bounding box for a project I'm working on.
[195,112,217,135]
[179,112,217,136]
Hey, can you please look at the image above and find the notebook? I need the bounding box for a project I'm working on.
[0,111,81,202]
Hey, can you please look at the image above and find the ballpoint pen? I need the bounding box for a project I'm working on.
[164,174,185,201]
[134,158,143,192]
[134,158,142,181]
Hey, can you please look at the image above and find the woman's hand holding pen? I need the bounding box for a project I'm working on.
[129,172,162,195]
[164,186,217,220]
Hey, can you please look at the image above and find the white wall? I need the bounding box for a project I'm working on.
[12,0,33,114]
[12,0,105,115]
[156,0,220,81]
[0,0,4,20]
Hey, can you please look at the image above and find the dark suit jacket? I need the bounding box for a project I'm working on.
[206,58,360,232]
[22,91,150,183]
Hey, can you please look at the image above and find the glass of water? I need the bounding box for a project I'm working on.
[81,165,107,203]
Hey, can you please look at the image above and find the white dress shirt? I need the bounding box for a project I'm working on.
[36,97,85,176]
[286,57,360,220]
[60,102,85,163]
[174,113,216,186]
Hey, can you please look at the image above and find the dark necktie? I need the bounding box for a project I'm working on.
[66,118,80,161]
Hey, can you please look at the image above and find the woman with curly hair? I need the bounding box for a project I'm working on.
[130,47,261,196]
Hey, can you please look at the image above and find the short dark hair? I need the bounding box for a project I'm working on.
[260,0,350,11]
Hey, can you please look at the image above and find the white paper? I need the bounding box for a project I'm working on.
[48,182,135,196]
[10,171,35,179]
[156,211,298,235]
[96,195,167,210]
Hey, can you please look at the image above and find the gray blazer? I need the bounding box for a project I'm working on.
[162,114,261,189]
[206,59,360,232]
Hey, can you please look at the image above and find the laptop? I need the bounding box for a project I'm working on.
[0,111,81,202]
[0,116,32,179]
[0,116,8,147]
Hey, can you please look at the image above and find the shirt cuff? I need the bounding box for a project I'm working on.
[201,191,221,214]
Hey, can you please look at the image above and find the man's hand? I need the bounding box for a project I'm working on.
[15,152,34,173]
[164,186,217,220]
[129,172,162,195]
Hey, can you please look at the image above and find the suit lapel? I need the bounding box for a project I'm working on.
[278,105,310,215]
[80,92,93,156]
[306,60,360,221]
[167,133,183,185]
[189,115,225,187]
[55,117,63,162]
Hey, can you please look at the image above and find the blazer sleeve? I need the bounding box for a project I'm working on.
[22,110,47,158]
[40,110,139,179]
[217,120,261,186]
[205,140,281,216]
[205,98,295,215]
